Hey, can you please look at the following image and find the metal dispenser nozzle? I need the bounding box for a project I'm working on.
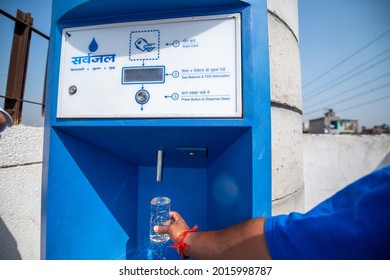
[156,150,164,182]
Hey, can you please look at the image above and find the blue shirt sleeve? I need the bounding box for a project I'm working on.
[264,165,390,259]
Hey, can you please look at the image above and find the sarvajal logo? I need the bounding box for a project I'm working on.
[71,37,116,65]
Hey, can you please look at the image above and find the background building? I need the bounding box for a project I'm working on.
[308,109,358,134]
[361,124,390,134]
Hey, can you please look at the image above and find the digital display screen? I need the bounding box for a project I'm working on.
[123,67,165,84]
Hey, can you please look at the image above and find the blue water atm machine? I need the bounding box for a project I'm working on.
[42,0,271,259]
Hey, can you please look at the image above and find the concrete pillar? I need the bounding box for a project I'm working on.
[267,0,304,214]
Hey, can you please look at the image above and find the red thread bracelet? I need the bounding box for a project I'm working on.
[169,225,198,259]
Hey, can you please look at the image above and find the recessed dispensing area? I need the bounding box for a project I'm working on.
[46,125,253,259]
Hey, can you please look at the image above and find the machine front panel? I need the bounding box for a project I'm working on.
[57,14,242,118]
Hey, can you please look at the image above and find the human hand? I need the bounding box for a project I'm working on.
[153,211,190,243]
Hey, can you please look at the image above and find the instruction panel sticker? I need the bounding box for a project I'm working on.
[57,14,242,118]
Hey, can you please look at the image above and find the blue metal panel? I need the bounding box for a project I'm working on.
[56,126,250,167]
[57,0,248,24]
[46,129,138,259]
[243,1,272,217]
[207,129,253,230]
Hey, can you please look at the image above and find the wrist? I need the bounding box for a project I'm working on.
[169,225,198,259]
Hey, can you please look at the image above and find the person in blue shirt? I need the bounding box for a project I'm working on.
[154,166,390,259]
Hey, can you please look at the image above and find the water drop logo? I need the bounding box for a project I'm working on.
[88,38,98,53]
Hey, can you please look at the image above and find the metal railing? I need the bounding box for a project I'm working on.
[0,9,49,125]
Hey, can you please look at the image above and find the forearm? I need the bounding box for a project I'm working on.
[183,218,271,260]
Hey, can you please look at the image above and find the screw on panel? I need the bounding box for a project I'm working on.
[69,85,77,95]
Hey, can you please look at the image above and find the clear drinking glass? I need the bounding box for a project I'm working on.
[150,196,171,243]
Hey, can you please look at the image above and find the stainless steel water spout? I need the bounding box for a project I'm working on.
[156,150,163,182]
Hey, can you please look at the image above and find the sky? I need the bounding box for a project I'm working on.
[298,0,390,129]
[0,0,389,129]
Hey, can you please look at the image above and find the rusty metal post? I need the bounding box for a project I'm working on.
[41,53,49,117]
[4,9,33,124]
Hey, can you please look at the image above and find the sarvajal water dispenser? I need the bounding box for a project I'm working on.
[42,0,271,260]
